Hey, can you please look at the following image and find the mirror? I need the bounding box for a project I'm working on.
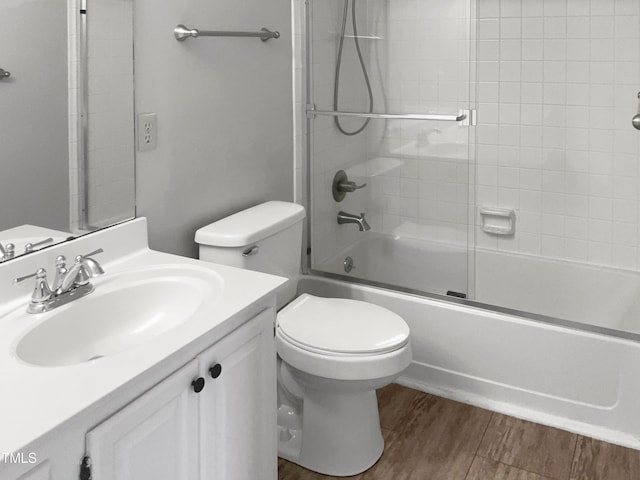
[0,0,135,262]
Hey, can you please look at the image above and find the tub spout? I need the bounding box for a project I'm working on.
[337,211,371,232]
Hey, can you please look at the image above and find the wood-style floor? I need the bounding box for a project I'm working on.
[278,384,640,480]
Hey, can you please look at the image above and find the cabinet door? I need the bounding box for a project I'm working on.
[15,461,50,480]
[199,309,276,480]
[86,360,201,480]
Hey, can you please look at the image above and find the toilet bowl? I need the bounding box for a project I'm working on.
[195,201,412,476]
[276,293,411,476]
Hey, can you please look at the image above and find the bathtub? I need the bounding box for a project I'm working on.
[476,248,640,335]
[319,233,640,336]
[297,273,640,449]
[318,233,469,297]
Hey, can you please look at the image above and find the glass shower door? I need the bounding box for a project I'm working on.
[307,0,474,297]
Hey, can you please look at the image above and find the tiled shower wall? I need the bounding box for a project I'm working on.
[475,0,640,270]
[297,0,378,266]
[369,0,472,245]
[85,0,135,228]
[67,0,135,232]
[295,0,640,277]
[296,0,473,267]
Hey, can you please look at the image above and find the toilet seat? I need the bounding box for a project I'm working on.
[276,331,412,382]
[277,294,409,356]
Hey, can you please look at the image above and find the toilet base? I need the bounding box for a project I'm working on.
[278,388,384,476]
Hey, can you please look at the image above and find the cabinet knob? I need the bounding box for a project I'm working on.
[209,363,222,378]
[192,377,205,393]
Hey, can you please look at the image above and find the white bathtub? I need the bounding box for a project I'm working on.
[297,274,640,449]
[476,249,640,335]
[319,233,640,336]
[319,234,469,297]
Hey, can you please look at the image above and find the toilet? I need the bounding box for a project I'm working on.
[195,201,412,476]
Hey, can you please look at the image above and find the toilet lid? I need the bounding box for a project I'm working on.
[277,294,409,355]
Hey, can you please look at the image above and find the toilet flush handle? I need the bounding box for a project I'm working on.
[242,245,259,257]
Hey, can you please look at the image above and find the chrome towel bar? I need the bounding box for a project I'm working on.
[306,105,469,123]
[174,24,280,42]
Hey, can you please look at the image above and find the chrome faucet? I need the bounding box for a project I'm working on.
[56,253,104,293]
[337,211,371,232]
[13,248,105,314]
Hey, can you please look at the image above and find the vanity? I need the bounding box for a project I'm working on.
[0,219,286,480]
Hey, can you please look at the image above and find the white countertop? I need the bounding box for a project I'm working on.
[0,219,286,455]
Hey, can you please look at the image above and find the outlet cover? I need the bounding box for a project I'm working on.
[137,113,158,152]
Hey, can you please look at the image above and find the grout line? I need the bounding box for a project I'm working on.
[463,411,495,479]
[493,458,559,480]
[567,434,581,480]
[474,410,494,458]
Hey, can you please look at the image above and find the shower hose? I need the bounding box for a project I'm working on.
[334,0,374,136]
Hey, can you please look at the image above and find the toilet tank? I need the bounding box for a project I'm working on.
[195,201,306,306]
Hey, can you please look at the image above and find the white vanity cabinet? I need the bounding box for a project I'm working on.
[85,360,200,480]
[84,309,276,480]
[198,308,276,480]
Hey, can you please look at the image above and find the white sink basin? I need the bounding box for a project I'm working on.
[14,265,223,367]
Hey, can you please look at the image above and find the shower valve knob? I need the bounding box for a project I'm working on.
[332,170,367,202]
[338,180,367,193]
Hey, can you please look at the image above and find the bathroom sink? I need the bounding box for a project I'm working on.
[14,265,223,367]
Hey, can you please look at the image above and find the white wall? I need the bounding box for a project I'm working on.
[134,0,294,258]
[0,0,70,232]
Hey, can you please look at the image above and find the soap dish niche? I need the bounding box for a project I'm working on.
[479,207,516,236]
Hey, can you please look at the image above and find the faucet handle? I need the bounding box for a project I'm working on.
[0,242,14,262]
[13,268,53,304]
[338,180,367,193]
[24,237,54,253]
[4,243,14,260]
[13,269,41,285]
[81,248,104,258]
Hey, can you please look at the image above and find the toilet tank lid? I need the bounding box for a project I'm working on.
[195,201,306,247]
